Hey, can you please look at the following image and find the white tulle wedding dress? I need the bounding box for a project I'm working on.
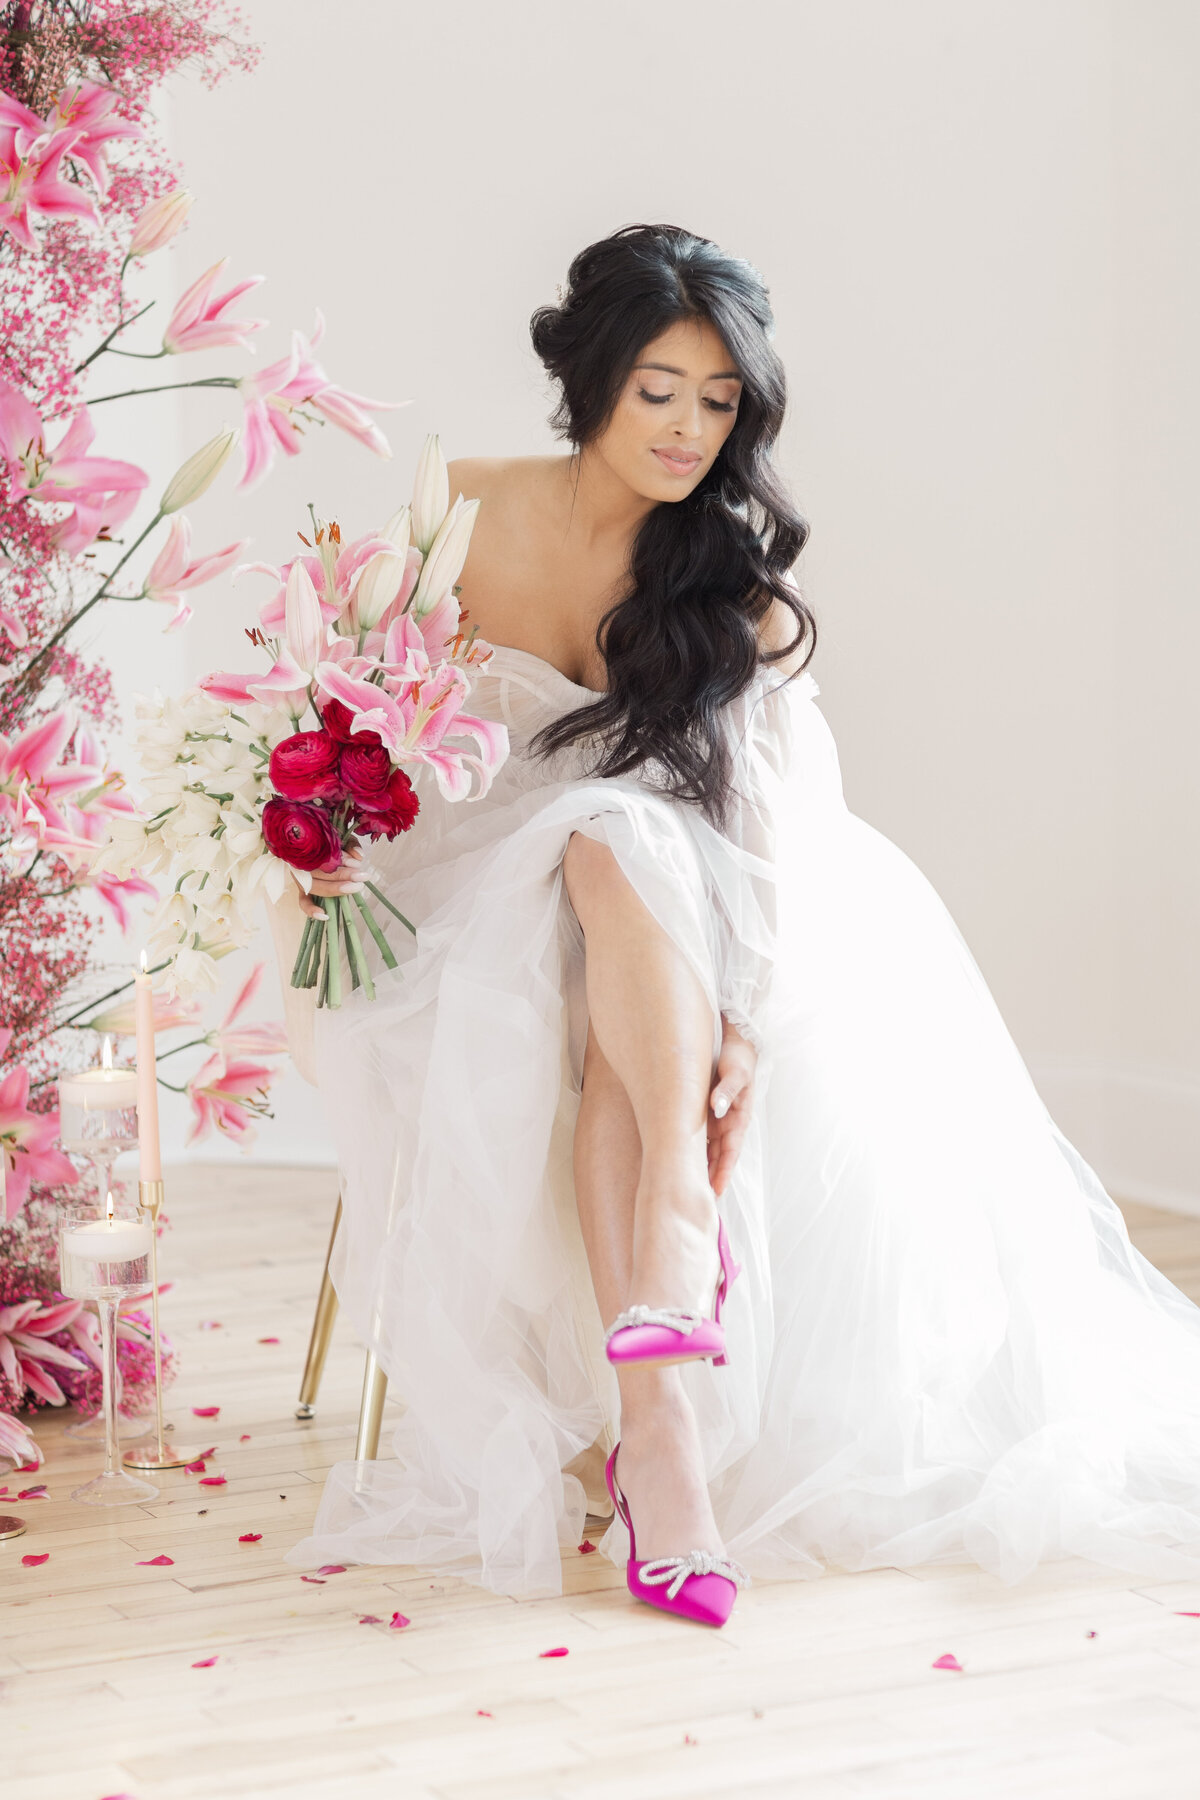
[286,644,1200,1598]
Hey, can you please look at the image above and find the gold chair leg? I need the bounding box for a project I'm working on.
[295,1194,342,1419]
[355,1350,388,1460]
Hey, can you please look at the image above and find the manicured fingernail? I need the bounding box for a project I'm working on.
[712,1092,731,1119]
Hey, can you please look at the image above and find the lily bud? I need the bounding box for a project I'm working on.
[410,433,450,554]
[355,506,413,631]
[129,189,194,257]
[410,495,480,620]
[160,426,239,515]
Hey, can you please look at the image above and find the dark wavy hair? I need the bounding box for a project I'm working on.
[527,222,816,831]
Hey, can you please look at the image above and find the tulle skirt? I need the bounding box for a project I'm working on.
[286,685,1200,1597]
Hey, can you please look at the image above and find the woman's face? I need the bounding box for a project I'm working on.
[594,316,743,501]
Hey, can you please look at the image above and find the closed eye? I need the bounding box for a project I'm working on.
[638,387,736,413]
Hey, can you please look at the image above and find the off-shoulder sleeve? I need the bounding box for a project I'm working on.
[695,672,802,1053]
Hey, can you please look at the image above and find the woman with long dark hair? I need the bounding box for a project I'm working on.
[287,223,1200,1622]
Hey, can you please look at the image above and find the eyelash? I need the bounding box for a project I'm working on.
[637,387,736,413]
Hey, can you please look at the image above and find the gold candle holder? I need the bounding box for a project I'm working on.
[122,1179,203,1473]
[0,1514,26,1540]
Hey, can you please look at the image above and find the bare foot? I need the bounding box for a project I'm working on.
[613,1370,725,1564]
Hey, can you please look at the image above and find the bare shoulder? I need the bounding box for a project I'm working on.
[757,570,810,677]
[445,455,549,505]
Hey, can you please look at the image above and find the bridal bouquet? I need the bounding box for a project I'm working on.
[95,437,508,1007]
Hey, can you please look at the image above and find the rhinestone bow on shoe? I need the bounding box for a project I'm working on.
[604,1304,704,1343]
[637,1550,750,1602]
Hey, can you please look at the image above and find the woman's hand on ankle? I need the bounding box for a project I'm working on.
[707,1017,757,1196]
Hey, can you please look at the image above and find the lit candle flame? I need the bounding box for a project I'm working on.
[139,948,149,974]
[101,1034,114,1071]
[105,1189,115,1223]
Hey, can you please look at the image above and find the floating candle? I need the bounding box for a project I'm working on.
[58,1066,140,1111]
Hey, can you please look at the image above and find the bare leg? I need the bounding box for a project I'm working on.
[567,836,726,1560]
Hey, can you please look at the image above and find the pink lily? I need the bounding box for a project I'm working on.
[316,655,506,800]
[213,963,288,1058]
[87,991,202,1037]
[163,256,267,355]
[87,869,158,932]
[236,310,405,491]
[0,1298,89,1405]
[0,1409,40,1469]
[144,516,247,632]
[45,80,143,198]
[186,1053,277,1149]
[0,1042,78,1220]
[0,95,100,250]
[245,559,327,715]
[0,381,148,553]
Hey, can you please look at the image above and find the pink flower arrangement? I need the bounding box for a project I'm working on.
[117,435,509,1009]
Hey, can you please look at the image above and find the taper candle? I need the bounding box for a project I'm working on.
[134,953,162,1182]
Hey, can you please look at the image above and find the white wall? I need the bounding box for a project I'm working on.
[133,0,1198,1203]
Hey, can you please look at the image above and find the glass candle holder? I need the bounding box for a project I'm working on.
[58,1057,139,1217]
[58,1198,158,1506]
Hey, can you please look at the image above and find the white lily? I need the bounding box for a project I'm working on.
[410,432,450,554]
[408,494,479,622]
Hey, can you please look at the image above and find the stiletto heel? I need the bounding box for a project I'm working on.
[605,1213,742,1368]
[604,1441,747,1628]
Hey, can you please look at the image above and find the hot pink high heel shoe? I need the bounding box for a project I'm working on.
[604,1214,742,1368]
[605,1442,747,1628]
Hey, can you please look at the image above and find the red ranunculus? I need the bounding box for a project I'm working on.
[340,741,393,808]
[320,698,382,748]
[355,769,420,840]
[261,797,342,871]
[268,731,344,801]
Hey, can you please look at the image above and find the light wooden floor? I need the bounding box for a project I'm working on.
[5,1169,1200,1800]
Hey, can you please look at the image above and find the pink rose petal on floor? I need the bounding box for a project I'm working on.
[99,1792,140,1798]
[317,1564,346,1576]
[191,1406,220,1417]
[388,1612,411,1630]
[135,1555,174,1566]
[238,1533,262,1543]
[258,1336,280,1344]
[183,1459,207,1474]
[577,1540,597,1555]
[239,1434,252,1442]
[300,1576,326,1584]
[199,1320,222,1330]
[199,1475,227,1487]
[18,1486,47,1499]
[539,1646,569,1658]
[191,1655,219,1668]
[932,1653,963,1671]
[476,1708,493,1717]
[1175,1611,1200,1617]
[358,1614,382,1624]
[20,1553,49,1566]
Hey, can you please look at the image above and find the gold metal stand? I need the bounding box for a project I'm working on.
[123,1179,203,1472]
[295,1196,341,1419]
[354,1352,388,1461]
[296,1190,388,1459]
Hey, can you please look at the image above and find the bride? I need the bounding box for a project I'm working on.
[285,221,1200,1622]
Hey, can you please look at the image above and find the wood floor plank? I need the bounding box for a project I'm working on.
[4,1164,1200,1799]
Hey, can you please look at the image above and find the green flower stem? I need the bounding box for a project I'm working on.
[73,300,157,374]
[291,915,317,989]
[341,903,375,1003]
[322,898,342,1009]
[365,881,416,936]
[155,1036,211,1063]
[44,375,241,419]
[316,913,331,1008]
[61,961,171,1031]
[20,508,166,687]
[351,891,399,969]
